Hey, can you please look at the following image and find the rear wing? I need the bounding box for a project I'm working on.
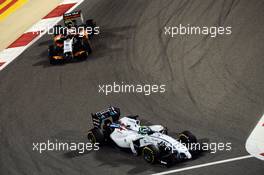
[91,107,120,128]
[63,10,84,23]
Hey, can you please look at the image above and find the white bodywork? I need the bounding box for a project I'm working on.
[63,38,73,53]
[110,117,192,159]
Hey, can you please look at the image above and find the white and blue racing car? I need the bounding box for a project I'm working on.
[87,107,198,166]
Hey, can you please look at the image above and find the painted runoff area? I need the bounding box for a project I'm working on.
[0,0,84,71]
[0,0,28,21]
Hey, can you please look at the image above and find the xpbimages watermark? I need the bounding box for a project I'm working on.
[32,140,99,154]
[98,82,166,95]
[31,25,100,37]
[170,141,232,154]
[164,24,232,38]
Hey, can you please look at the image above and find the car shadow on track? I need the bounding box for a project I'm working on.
[57,129,166,174]
[89,145,168,174]
[90,143,210,175]
[49,130,94,158]
[32,46,88,68]
[60,129,210,175]
[64,149,94,158]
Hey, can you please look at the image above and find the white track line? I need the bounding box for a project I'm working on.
[151,155,254,175]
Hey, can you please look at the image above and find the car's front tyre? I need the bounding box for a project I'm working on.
[142,145,159,164]
[179,130,197,145]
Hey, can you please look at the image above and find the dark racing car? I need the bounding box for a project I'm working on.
[48,10,97,64]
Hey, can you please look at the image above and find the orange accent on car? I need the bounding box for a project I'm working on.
[52,56,63,60]
[54,34,62,41]
[74,50,85,56]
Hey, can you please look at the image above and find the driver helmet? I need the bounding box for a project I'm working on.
[65,20,74,28]
[139,126,150,135]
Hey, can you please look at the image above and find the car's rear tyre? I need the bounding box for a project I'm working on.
[87,132,96,144]
[86,19,95,26]
[179,130,197,145]
[86,19,96,36]
[142,145,159,164]
[48,45,54,55]
[87,128,105,145]
[103,119,114,140]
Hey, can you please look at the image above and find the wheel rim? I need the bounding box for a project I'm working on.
[143,148,154,163]
[179,134,189,144]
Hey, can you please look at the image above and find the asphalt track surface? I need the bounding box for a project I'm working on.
[0,0,264,174]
